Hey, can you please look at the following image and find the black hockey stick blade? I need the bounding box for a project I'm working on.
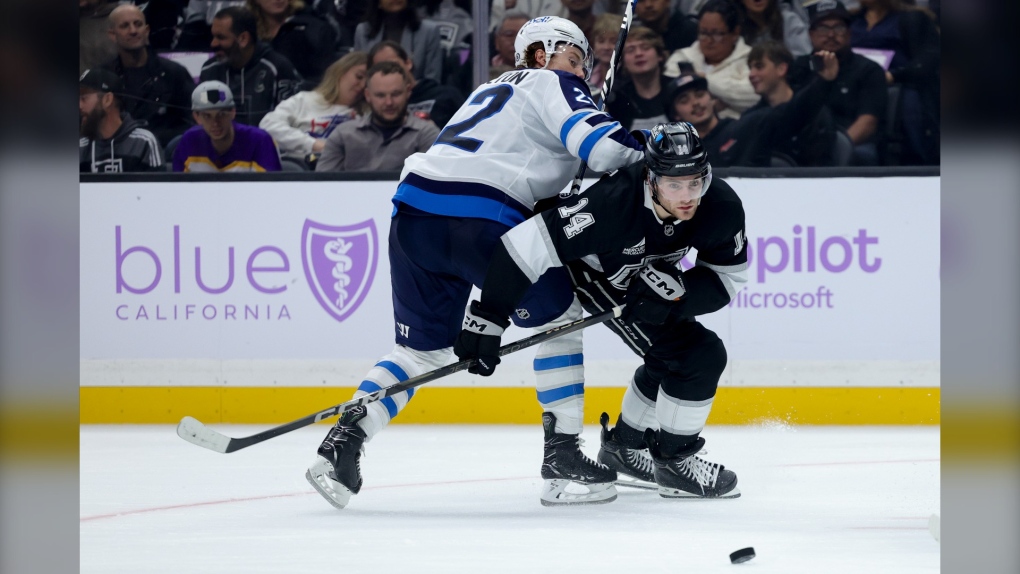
[176,305,624,454]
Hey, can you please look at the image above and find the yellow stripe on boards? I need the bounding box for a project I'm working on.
[80,386,940,425]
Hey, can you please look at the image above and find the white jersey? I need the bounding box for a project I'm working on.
[394,68,644,227]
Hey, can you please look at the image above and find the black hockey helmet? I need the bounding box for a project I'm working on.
[643,122,713,202]
[644,122,711,178]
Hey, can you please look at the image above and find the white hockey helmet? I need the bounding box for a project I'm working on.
[513,16,595,81]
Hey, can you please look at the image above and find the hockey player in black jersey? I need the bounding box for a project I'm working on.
[455,122,747,499]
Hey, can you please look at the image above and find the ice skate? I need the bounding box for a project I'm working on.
[596,412,657,490]
[539,412,618,506]
[306,406,368,510]
[646,430,740,499]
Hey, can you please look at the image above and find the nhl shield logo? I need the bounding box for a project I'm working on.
[301,219,379,323]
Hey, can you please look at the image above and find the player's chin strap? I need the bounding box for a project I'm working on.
[176,305,625,454]
[565,0,637,197]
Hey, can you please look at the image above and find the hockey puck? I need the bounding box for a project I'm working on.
[729,547,756,564]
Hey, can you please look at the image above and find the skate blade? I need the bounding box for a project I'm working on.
[613,475,658,491]
[306,455,354,510]
[540,479,618,507]
[657,485,741,499]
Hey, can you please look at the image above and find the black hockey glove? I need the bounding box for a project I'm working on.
[454,300,511,376]
[622,261,686,326]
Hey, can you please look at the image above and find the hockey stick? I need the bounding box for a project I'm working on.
[177,305,624,453]
[567,0,637,196]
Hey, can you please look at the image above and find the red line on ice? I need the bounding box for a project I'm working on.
[80,476,534,523]
[848,526,929,531]
[779,458,939,467]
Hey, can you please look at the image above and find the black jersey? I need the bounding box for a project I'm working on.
[480,163,748,321]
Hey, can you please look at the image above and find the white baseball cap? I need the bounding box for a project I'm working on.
[192,81,235,111]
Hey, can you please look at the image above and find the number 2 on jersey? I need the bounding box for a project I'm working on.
[558,198,595,238]
[435,85,514,152]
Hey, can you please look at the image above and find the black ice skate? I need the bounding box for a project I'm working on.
[597,412,656,490]
[539,412,618,506]
[645,429,740,499]
[306,406,369,510]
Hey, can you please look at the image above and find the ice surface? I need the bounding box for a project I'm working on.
[81,424,939,573]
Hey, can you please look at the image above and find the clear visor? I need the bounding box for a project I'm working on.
[651,172,711,202]
[551,42,595,81]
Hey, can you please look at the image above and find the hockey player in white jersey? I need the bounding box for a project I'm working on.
[307,16,646,509]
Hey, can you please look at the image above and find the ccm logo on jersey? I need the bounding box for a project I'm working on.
[639,266,686,300]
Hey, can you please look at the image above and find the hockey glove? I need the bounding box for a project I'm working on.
[454,300,511,376]
[622,261,686,326]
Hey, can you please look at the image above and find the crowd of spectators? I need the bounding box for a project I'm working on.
[79,0,940,173]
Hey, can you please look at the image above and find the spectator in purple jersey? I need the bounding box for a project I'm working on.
[173,80,283,172]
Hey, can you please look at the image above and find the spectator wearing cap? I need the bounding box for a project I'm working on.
[664,0,758,120]
[740,40,839,166]
[199,6,304,128]
[353,0,444,84]
[173,81,283,172]
[367,41,464,129]
[788,0,887,165]
[259,51,367,162]
[606,27,672,132]
[79,69,164,172]
[665,74,744,167]
[104,4,197,147]
[736,0,811,56]
[246,0,339,86]
[316,62,439,172]
[634,0,698,52]
[850,0,939,164]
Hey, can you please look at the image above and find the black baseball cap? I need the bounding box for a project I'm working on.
[807,0,852,28]
[80,68,123,94]
[667,74,709,103]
